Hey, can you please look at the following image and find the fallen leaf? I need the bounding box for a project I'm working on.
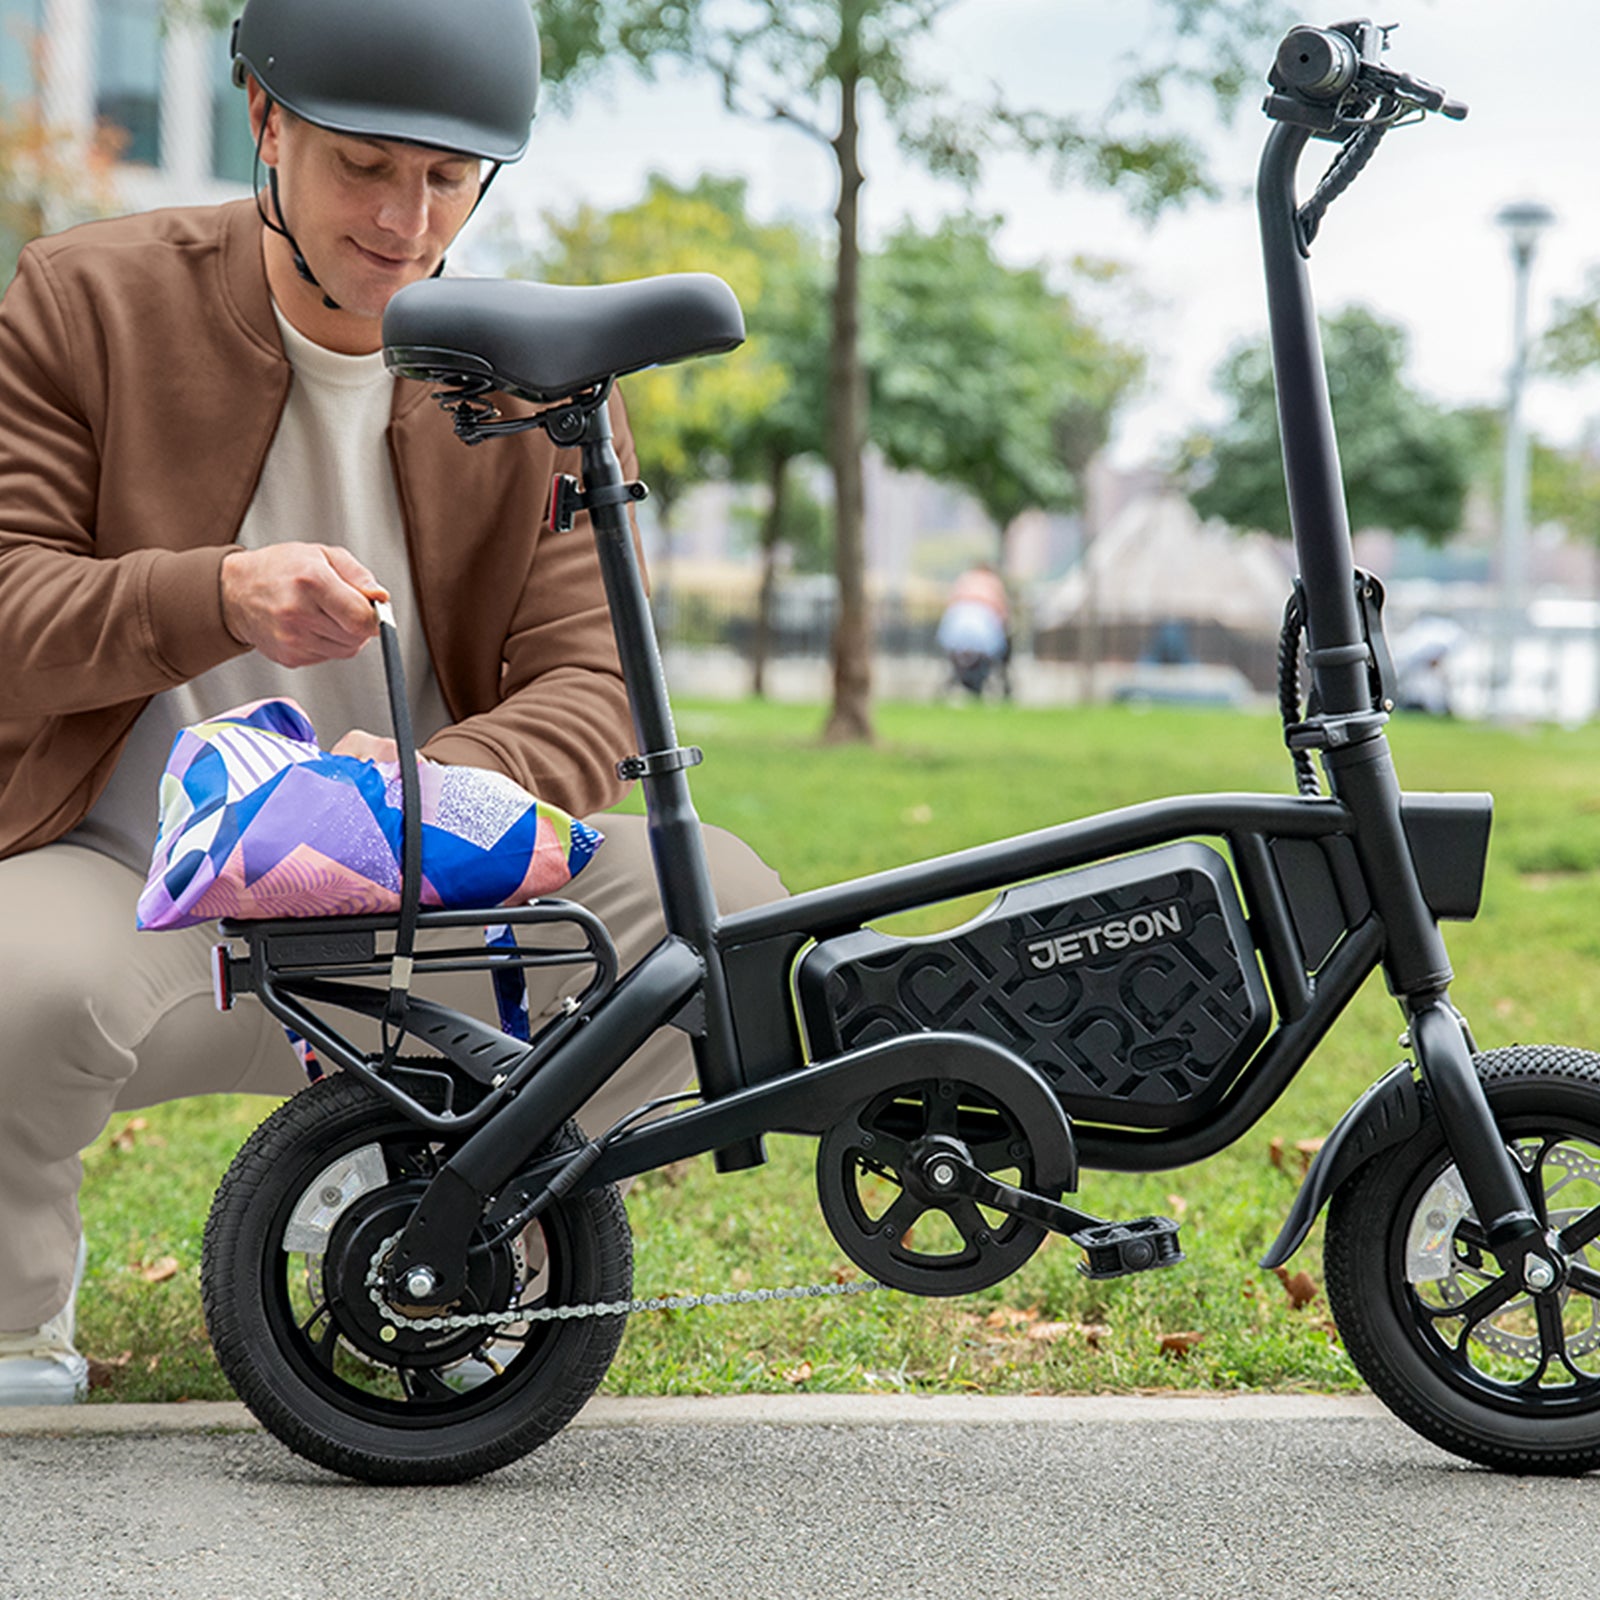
[137,1256,180,1284]
[109,1116,150,1153]
[1273,1265,1319,1310]
[1072,1321,1111,1351]
[1158,1330,1205,1358]
[1165,1193,1189,1219]
[1025,1321,1080,1344]
[1294,1138,1325,1175]
[86,1351,132,1391]
[1270,1135,1324,1178]
[781,1361,813,1386]
[984,1305,1040,1331]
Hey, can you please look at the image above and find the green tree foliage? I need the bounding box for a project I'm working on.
[1183,305,1472,541]
[1521,277,1600,550]
[533,0,1287,741]
[530,173,804,528]
[1456,405,1600,549]
[867,217,1142,559]
[529,174,833,698]
[1542,269,1600,379]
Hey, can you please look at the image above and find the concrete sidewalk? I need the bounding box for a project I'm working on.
[3,1392,1594,1600]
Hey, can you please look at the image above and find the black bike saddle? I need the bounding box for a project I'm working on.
[382,273,745,402]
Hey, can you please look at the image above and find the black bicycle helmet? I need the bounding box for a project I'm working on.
[231,0,540,163]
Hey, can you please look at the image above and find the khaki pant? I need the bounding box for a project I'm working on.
[0,815,784,1332]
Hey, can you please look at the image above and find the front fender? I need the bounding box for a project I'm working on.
[1259,1063,1423,1269]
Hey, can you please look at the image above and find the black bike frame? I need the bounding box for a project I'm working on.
[229,100,1548,1298]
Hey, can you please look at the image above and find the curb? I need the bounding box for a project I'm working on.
[0,1391,1388,1437]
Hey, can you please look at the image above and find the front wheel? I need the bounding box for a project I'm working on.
[202,1073,631,1484]
[1326,1044,1600,1474]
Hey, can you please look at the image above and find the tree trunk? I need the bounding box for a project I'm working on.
[822,30,873,744]
[1074,459,1101,703]
[750,450,790,699]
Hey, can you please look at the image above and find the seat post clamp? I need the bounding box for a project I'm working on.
[548,474,650,533]
[617,746,704,782]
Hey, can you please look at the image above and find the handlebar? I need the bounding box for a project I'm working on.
[1261,19,1467,247]
[1267,21,1468,131]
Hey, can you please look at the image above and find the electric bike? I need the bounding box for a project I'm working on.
[200,21,1600,1482]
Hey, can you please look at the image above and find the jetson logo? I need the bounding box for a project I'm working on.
[1023,903,1187,970]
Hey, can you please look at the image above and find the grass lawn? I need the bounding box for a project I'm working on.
[76,697,1600,1401]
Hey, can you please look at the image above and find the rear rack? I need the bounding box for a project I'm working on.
[215,898,618,1133]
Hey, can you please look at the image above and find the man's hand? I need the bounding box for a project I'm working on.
[221,543,390,668]
[331,729,400,764]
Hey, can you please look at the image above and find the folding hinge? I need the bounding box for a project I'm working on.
[1354,569,1398,713]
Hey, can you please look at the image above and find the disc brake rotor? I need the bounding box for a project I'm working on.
[816,1077,1051,1296]
[1406,1136,1600,1362]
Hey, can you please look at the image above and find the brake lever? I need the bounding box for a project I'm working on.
[1365,62,1469,121]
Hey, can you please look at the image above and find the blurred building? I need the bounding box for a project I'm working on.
[6,0,250,220]
[1032,491,1294,701]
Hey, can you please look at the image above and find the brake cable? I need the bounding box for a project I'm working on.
[1296,97,1400,248]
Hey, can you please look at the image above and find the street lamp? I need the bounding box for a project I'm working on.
[1493,199,1556,713]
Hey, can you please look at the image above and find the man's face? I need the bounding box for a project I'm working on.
[252,86,481,324]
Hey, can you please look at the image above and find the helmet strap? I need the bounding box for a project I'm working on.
[253,99,343,311]
[265,168,343,311]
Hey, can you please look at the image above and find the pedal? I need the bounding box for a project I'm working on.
[1071,1216,1184,1279]
[905,1148,1184,1282]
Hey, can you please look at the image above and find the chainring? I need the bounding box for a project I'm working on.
[816,1076,1052,1296]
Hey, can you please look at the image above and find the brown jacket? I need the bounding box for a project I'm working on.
[0,200,638,859]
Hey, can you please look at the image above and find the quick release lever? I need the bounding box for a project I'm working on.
[547,474,649,533]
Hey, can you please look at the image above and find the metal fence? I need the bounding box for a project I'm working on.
[650,578,945,660]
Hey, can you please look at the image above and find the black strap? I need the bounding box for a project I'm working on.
[375,602,422,1060]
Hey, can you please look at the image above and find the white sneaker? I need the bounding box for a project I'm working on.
[0,1236,89,1406]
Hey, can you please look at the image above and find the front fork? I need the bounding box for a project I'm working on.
[1407,998,1555,1287]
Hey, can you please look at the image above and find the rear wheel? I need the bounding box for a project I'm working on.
[202,1073,630,1483]
[1326,1045,1600,1474]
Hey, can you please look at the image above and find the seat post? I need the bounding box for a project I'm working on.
[575,400,760,1155]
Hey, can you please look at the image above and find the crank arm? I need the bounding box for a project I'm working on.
[925,1153,1185,1278]
[921,1151,1098,1236]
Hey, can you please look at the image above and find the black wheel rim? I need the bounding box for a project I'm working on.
[259,1118,590,1427]
[1391,1115,1600,1418]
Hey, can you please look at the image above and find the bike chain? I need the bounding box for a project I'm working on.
[363,1233,885,1334]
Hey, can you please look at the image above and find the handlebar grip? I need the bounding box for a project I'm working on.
[1440,96,1469,121]
[1273,26,1361,100]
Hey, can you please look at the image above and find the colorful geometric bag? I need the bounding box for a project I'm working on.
[136,697,602,932]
